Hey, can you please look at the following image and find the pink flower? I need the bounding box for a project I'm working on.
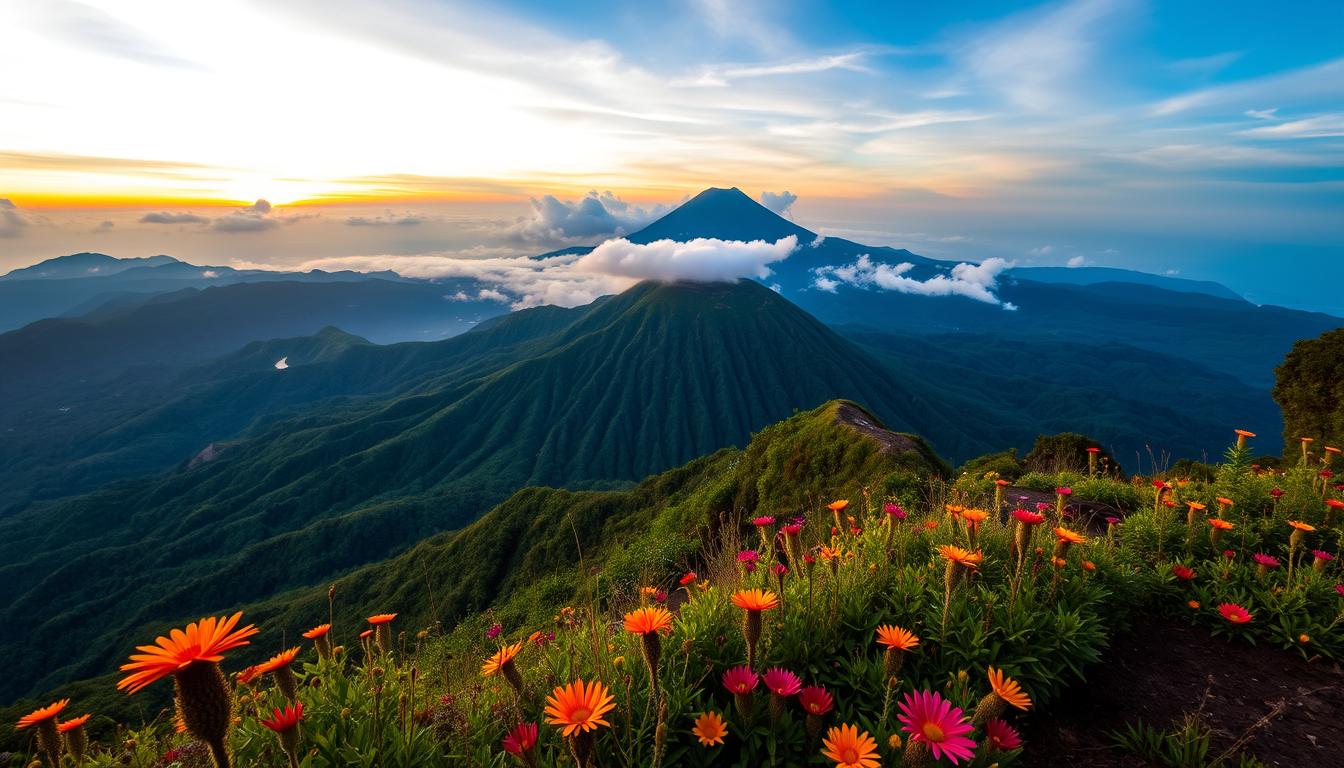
[1012,509,1045,525]
[1035,502,1051,512]
[1105,516,1120,525]
[884,503,907,520]
[486,623,502,640]
[762,668,802,697]
[772,563,788,576]
[781,523,804,536]
[897,689,977,765]
[1334,584,1344,597]
[1222,549,1236,559]
[721,665,759,695]
[679,571,697,586]
[1055,487,1072,496]
[1252,553,1280,568]
[752,515,776,527]
[501,722,538,757]
[1171,564,1196,581]
[984,718,1022,751]
[655,589,668,603]
[1269,488,1284,499]
[798,685,833,715]
[1313,550,1335,562]
[1218,603,1253,624]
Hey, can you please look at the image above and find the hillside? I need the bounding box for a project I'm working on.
[0,280,968,701]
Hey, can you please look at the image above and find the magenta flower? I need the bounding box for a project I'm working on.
[1055,486,1072,496]
[737,550,760,564]
[721,665,759,695]
[1105,516,1120,525]
[1334,584,1344,596]
[884,503,907,520]
[781,523,804,536]
[501,722,537,758]
[752,515,776,527]
[1222,549,1236,559]
[1012,509,1045,525]
[762,668,802,697]
[1269,488,1284,499]
[1252,553,1280,568]
[1034,502,1051,512]
[772,563,788,576]
[486,623,502,640]
[1313,550,1335,562]
[798,685,833,715]
[984,718,1022,751]
[897,689,977,765]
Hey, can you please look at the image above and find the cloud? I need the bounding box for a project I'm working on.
[245,199,272,214]
[0,198,31,238]
[1067,255,1086,267]
[212,199,279,232]
[811,254,1017,309]
[1028,245,1054,256]
[502,191,674,244]
[1240,113,1344,139]
[140,211,209,224]
[1245,108,1279,120]
[677,52,869,87]
[447,287,510,303]
[573,235,797,282]
[759,190,798,215]
[345,214,427,227]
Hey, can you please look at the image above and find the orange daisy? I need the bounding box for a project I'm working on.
[1054,527,1086,545]
[117,613,259,694]
[255,647,301,674]
[544,679,616,737]
[1208,518,1234,531]
[692,711,728,747]
[366,613,397,625]
[623,606,674,635]
[821,723,881,768]
[987,667,1032,710]
[1185,501,1206,511]
[938,545,983,569]
[302,624,331,639]
[16,700,68,729]
[827,500,850,512]
[875,625,919,651]
[1288,520,1315,532]
[56,714,91,733]
[481,641,525,677]
[730,588,780,612]
[960,509,988,525]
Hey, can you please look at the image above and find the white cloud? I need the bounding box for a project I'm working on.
[140,211,208,224]
[1028,245,1054,256]
[1245,108,1278,120]
[1066,255,1086,267]
[1240,113,1344,139]
[0,198,31,238]
[677,52,869,87]
[811,254,1017,309]
[759,190,798,215]
[501,191,674,244]
[574,235,797,282]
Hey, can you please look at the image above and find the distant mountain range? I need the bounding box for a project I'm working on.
[0,185,1335,706]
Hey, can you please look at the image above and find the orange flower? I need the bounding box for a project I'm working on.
[56,714,91,733]
[1208,518,1234,531]
[16,700,68,729]
[960,509,988,526]
[1216,497,1234,507]
[875,625,919,651]
[302,624,331,639]
[1234,429,1256,438]
[256,647,301,674]
[366,613,397,625]
[987,667,1032,711]
[1054,527,1086,545]
[692,711,728,747]
[827,500,850,512]
[544,679,616,737]
[819,545,843,561]
[938,545,983,569]
[237,665,263,685]
[730,588,780,612]
[1081,560,1096,571]
[1187,600,1201,610]
[481,641,525,677]
[821,723,881,768]
[1287,520,1315,532]
[1184,501,1206,511]
[623,606,674,635]
[358,629,373,639]
[117,613,259,694]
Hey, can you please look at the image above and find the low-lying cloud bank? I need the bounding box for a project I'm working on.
[501,191,676,244]
[300,235,799,310]
[812,254,1017,310]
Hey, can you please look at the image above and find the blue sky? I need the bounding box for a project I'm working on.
[0,0,1341,312]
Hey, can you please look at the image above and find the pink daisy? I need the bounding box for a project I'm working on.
[762,668,802,697]
[897,689,977,765]
[984,718,1022,751]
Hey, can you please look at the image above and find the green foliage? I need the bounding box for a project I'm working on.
[1024,432,1123,477]
[1273,328,1344,453]
[959,449,1026,481]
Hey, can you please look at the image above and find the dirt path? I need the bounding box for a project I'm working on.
[1022,617,1344,767]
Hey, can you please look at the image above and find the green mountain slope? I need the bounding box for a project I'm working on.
[0,280,967,702]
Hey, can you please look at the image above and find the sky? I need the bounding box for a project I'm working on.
[0,0,1341,313]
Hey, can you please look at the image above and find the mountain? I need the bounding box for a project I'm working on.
[0,279,972,701]
[0,252,182,281]
[1010,266,1244,301]
[627,186,817,244]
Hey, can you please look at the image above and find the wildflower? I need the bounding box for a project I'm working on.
[1252,553,1280,577]
[1327,499,1344,525]
[1336,584,1344,597]
[939,545,983,569]
[875,624,918,680]
[1208,517,1234,546]
[1218,603,1253,624]
[1172,564,1196,581]
[799,685,834,744]
[1184,500,1207,526]
[16,700,68,767]
[821,723,880,768]
[722,665,759,723]
[1055,486,1072,496]
[487,623,503,640]
[1081,560,1096,571]
[1270,488,1284,499]
[1051,556,1067,569]
[737,549,760,574]
[764,667,802,724]
[1234,428,1255,449]
[117,613,258,768]
[57,714,91,764]
[973,667,1032,725]
[1288,520,1315,550]
[482,641,527,699]
[624,606,673,698]
[960,508,987,546]
[302,624,333,661]
[985,718,1022,751]
[884,503,907,521]
[897,689,977,766]
[236,664,262,686]
[367,613,397,655]
[260,703,303,768]
[544,679,615,766]
[1188,600,1200,610]
[1299,633,1311,644]
[1223,549,1236,559]
[256,647,302,702]
[828,499,849,529]
[1313,550,1335,572]
[692,712,728,747]
[679,571,697,586]
[1053,527,1086,560]
[502,722,539,767]
[752,515,776,527]
[654,589,668,603]
[731,589,779,669]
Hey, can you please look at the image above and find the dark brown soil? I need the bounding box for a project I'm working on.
[1022,617,1344,767]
